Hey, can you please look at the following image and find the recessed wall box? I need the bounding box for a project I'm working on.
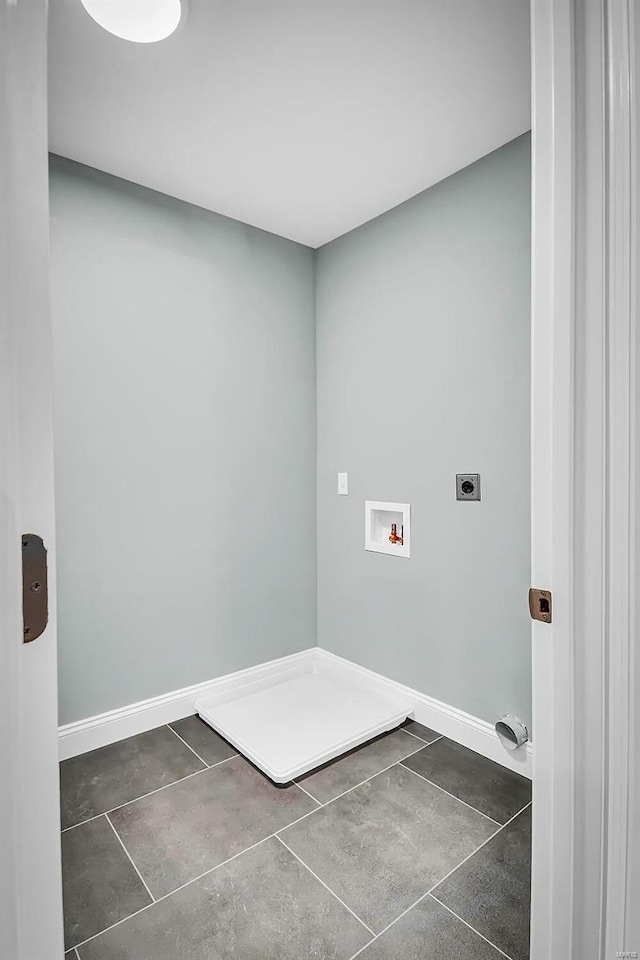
[365,501,410,558]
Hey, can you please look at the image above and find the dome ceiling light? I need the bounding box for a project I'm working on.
[80,0,182,43]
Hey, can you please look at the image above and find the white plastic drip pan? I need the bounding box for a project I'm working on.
[196,661,412,783]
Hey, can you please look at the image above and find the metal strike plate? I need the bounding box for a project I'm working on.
[529,587,552,623]
[22,534,48,643]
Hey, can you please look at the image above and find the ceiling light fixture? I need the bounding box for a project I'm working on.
[80,0,182,43]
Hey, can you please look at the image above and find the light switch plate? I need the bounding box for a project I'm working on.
[337,472,348,495]
[456,474,481,501]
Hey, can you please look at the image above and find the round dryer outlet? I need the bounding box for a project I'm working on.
[456,474,481,501]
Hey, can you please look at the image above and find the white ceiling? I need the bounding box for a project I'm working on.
[48,0,530,248]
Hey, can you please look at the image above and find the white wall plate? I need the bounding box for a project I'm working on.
[196,659,412,783]
[365,501,411,558]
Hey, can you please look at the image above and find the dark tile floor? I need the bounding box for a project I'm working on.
[60,716,531,960]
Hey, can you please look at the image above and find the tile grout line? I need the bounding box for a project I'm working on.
[62,726,428,835]
[345,882,439,960]
[347,885,434,960]
[61,754,239,833]
[105,813,156,904]
[294,760,391,807]
[68,746,529,955]
[290,725,430,794]
[285,755,425,827]
[345,799,533,960]
[293,747,429,808]
[427,799,532,896]
[402,729,444,745]
[71,764,414,955]
[166,723,212,768]
[294,780,321,804]
[70,834,276,952]
[71,787,352,955]
[294,749,419,803]
[401,741,436,761]
[275,835,377,940]
[429,894,516,960]
[398,760,502,826]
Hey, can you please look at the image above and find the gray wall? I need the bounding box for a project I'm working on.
[51,136,531,729]
[315,134,531,729]
[49,157,316,725]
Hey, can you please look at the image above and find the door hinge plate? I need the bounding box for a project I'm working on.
[529,587,552,623]
[22,534,48,643]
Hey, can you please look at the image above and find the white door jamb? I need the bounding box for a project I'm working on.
[530,1,639,957]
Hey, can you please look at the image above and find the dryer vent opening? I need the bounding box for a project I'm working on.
[495,714,528,750]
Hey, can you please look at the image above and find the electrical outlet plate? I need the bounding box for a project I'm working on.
[456,474,481,501]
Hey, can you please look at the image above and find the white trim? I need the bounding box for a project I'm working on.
[316,650,533,778]
[0,3,64,958]
[59,647,533,778]
[603,0,640,956]
[531,0,640,957]
[530,0,577,948]
[58,649,317,761]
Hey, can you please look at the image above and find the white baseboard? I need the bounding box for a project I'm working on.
[58,646,533,779]
[316,649,533,778]
[58,648,317,761]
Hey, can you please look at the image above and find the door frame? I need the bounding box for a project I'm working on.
[530,0,639,957]
[1,1,637,958]
[0,1,65,957]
